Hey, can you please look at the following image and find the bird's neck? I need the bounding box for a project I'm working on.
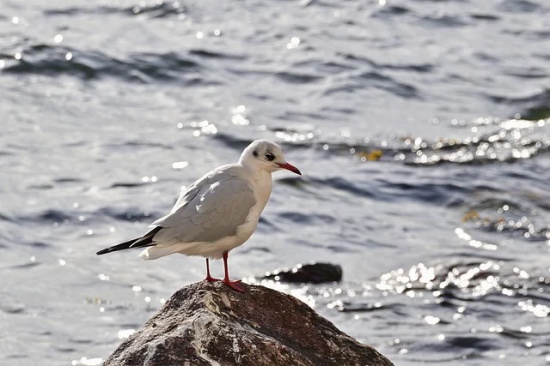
[253,172,272,212]
[240,164,273,207]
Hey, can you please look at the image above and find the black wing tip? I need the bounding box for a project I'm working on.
[96,249,109,255]
[96,227,162,256]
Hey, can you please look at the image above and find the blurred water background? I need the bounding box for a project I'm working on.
[1,0,549,365]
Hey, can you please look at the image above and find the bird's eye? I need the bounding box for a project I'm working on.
[265,152,275,161]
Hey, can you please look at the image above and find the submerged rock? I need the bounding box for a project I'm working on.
[261,262,343,284]
[102,281,394,366]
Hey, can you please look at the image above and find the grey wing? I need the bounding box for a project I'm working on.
[152,177,256,245]
[149,169,216,226]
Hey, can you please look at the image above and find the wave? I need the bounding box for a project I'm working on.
[211,113,549,170]
[1,44,219,84]
[489,89,550,120]
[43,2,186,19]
[96,207,156,222]
[324,70,423,99]
[309,118,549,166]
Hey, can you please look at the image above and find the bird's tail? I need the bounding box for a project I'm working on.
[96,227,162,255]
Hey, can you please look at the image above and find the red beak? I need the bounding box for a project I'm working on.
[277,162,302,175]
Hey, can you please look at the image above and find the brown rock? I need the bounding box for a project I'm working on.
[103,281,394,366]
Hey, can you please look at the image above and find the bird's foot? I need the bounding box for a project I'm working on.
[222,279,245,293]
[205,275,220,282]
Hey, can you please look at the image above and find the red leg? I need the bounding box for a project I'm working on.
[222,251,245,292]
[204,258,219,282]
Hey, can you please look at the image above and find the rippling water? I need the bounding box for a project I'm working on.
[1,0,549,365]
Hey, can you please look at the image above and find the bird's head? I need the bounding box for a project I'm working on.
[240,139,302,175]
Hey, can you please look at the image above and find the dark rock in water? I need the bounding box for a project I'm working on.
[521,105,550,120]
[102,281,394,366]
[262,262,343,283]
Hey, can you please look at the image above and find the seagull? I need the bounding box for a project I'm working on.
[96,139,302,292]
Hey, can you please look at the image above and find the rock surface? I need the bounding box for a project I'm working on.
[103,281,394,366]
